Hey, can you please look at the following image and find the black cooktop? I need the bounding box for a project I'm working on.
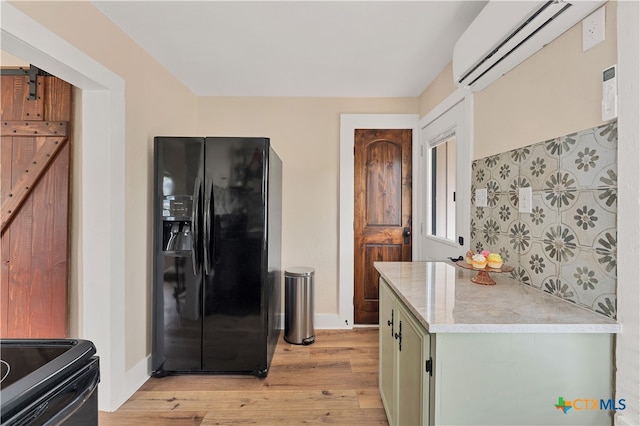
[1,344,69,389]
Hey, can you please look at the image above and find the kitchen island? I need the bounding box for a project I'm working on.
[374,261,620,426]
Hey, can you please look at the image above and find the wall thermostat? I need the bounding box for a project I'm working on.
[602,65,617,121]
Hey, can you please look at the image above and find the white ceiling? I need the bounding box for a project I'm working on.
[92,1,487,97]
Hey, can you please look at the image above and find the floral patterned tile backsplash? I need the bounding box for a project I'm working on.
[470,120,617,319]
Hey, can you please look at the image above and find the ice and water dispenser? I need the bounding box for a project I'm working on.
[161,195,193,254]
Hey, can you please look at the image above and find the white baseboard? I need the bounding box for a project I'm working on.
[315,313,352,329]
[112,355,150,412]
[275,313,352,330]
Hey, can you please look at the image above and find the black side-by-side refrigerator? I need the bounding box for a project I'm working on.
[152,137,282,378]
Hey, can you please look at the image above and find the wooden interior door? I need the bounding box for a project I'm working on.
[354,129,412,324]
[1,70,72,337]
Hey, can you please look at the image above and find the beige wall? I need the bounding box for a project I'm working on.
[419,2,617,161]
[197,97,418,314]
[1,49,29,66]
[10,1,198,369]
[474,2,617,159]
[419,62,457,118]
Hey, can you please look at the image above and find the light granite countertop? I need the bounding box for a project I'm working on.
[374,261,621,333]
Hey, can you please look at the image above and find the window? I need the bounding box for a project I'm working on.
[429,130,456,240]
[417,92,472,261]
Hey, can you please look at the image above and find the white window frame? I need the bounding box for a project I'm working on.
[416,88,473,261]
[428,130,457,240]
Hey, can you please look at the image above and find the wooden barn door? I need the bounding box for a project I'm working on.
[1,69,72,337]
[354,129,412,324]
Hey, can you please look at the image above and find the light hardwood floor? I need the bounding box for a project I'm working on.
[99,328,388,425]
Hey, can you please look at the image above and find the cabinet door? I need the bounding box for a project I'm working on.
[379,279,396,422]
[397,303,429,426]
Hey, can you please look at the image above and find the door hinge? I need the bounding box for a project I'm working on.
[425,358,433,376]
[420,145,424,157]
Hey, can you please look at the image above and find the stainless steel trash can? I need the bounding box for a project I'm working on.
[284,267,315,345]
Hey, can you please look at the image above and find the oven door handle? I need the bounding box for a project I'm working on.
[44,363,100,425]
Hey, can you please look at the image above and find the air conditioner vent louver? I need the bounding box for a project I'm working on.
[453,0,606,92]
[457,1,571,86]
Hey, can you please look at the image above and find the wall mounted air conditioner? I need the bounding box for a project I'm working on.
[453,0,606,91]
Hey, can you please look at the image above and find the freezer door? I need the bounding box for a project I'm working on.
[152,137,204,374]
[202,137,268,374]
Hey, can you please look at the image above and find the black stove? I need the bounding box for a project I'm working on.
[0,339,99,425]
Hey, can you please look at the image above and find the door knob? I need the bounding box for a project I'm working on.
[403,227,411,244]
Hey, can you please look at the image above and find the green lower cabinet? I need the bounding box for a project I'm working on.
[379,278,431,426]
[379,277,615,426]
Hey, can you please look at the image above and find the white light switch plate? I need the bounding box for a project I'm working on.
[476,188,487,207]
[519,187,532,213]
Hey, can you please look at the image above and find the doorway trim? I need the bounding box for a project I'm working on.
[1,2,127,411]
[339,114,419,327]
[415,88,474,262]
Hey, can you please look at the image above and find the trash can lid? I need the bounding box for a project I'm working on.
[285,266,315,277]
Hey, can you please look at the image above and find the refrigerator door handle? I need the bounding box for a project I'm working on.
[203,180,213,275]
[191,177,202,275]
[211,185,216,266]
